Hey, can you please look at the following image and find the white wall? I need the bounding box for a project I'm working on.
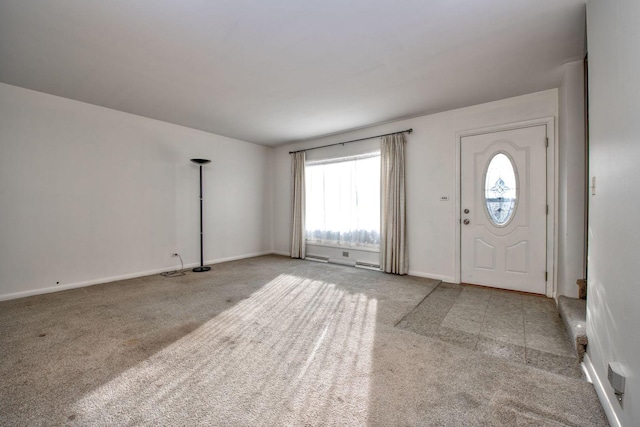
[585,1,640,425]
[557,60,586,298]
[0,83,272,301]
[273,90,558,283]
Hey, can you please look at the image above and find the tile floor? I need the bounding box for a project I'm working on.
[396,282,582,379]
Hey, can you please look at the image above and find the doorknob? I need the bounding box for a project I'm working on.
[463,219,470,225]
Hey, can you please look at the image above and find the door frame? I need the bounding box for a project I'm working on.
[455,117,556,297]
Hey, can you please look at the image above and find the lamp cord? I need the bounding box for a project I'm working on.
[161,254,186,277]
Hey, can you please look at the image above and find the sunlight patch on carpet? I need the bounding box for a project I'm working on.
[73,273,377,425]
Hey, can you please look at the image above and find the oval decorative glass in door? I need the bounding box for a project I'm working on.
[484,153,517,226]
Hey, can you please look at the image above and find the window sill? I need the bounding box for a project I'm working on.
[305,241,380,253]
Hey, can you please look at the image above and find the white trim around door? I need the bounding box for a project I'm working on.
[454,117,557,298]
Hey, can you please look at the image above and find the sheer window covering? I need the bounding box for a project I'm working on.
[305,153,380,249]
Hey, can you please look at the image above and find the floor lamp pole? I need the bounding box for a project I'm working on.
[191,159,211,272]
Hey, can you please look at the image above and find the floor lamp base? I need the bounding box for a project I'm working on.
[192,266,211,273]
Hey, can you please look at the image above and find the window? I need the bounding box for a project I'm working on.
[484,152,518,226]
[305,153,380,248]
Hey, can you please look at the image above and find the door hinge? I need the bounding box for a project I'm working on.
[546,204,549,215]
[545,137,549,148]
[545,271,548,281]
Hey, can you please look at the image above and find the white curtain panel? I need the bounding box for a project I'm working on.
[380,133,408,274]
[290,151,306,259]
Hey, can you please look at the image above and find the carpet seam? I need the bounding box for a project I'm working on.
[393,280,443,327]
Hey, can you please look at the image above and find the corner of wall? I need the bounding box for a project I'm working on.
[555,59,586,299]
[266,146,276,253]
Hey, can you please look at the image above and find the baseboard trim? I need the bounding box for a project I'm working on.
[329,258,357,267]
[0,251,273,302]
[203,251,272,266]
[408,270,455,282]
[583,353,622,427]
[305,254,330,263]
[0,266,185,302]
[272,251,290,257]
[355,264,381,272]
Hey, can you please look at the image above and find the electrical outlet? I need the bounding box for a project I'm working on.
[608,362,626,407]
[342,251,349,257]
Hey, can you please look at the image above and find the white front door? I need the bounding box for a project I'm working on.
[461,126,547,294]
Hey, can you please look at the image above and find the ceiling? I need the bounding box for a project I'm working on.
[0,0,586,146]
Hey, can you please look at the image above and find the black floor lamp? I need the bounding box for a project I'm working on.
[191,158,211,272]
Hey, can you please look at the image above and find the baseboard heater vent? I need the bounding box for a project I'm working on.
[306,255,329,263]
[330,258,356,267]
[355,261,381,271]
[306,255,380,271]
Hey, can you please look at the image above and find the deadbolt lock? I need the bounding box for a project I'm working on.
[464,209,470,214]
[463,219,470,225]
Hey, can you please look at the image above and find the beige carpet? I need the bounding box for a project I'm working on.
[0,255,607,426]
